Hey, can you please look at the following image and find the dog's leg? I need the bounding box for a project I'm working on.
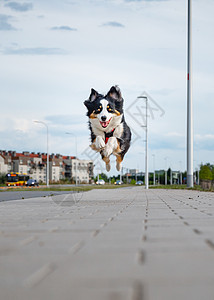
[91,136,105,151]
[102,156,111,172]
[103,137,118,157]
[116,154,123,171]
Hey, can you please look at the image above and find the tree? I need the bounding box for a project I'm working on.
[199,164,212,180]
[99,173,108,182]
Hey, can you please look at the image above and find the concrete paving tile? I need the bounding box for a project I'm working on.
[0,187,214,300]
[147,282,214,300]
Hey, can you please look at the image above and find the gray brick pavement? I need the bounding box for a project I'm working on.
[0,187,214,300]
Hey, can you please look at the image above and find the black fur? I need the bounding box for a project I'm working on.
[117,115,132,160]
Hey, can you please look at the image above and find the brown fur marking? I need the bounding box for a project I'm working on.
[116,154,123,163]
[89,111,97,119]
[102,156,110,164]
[114,110,121,116]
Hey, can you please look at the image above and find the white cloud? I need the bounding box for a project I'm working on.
[101,21,125,27]
[0,14,17,30]
[50,25,77,31]
[4,2,33,12]
[2,46,66,55]
[0,0,214,174]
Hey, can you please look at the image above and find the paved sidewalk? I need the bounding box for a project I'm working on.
[0,187,214,300]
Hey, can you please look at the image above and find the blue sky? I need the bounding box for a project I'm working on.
[0,0,214,175]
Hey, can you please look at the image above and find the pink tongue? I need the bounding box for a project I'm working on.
[102,122,107,127]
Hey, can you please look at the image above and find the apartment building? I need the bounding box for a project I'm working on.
[62,156,93,184]
[0,150,94,184]
[0,154,8,173]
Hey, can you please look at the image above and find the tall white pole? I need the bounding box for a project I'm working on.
[179,161,182,185]
[187,0,194,187]
[152,154,155,185]
[165,157,168,185]
[46,125,49,187]
[145,97,148,190]
[197,168,200,185]
[34,121,49,187]
[137,95,148,189]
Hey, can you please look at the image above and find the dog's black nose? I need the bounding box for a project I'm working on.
[101,116,107,121]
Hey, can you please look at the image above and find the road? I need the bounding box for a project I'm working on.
[0,187,214,300]
[0,190,77,202]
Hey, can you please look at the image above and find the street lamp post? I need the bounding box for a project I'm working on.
[197,167,200,185]
[187,0,194,187]
[179,161,183,185]
[170,168,172,185]
[138,96,148,190]
[165,157,168,185]
[34,120,49,187]
[66,132,78,186]
[126,168,129,184]
[152,154,155,185]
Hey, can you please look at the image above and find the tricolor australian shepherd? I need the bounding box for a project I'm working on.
[84,86,131,172]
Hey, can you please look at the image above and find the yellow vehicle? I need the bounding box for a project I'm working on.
[6,173,29,187]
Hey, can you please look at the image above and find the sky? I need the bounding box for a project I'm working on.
[0,0,214,176]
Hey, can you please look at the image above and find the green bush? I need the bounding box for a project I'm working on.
[111,178,115,184]
[0,173,6,184]
[199,164,212,180]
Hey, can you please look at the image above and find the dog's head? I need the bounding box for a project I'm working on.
[84,86,124,130]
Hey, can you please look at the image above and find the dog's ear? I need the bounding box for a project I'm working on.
[84,88,98,108]
[107,86,122,101]
[89,88,98,102]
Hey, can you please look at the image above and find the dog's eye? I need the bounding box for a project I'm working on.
[94,108,101,114]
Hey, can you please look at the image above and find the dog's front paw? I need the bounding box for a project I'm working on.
[94,136,105,149]
[103,145,113,157]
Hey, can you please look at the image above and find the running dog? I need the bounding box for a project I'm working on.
[84,86,131,171]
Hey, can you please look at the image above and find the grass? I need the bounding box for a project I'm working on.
[1,184,211,193]
[150,184,209,191]
[0,184,132,193]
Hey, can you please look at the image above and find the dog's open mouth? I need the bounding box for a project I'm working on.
[100,118,112,128]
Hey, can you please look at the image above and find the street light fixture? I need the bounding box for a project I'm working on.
[66,132,78,186]
[34,120,49,187]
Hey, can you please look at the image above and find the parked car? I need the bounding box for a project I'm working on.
[114,180,123,185]
[26,179,39,187]
[136,180,144,185]
[96,179,105,185]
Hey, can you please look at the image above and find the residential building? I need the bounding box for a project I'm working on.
[63,156,94,184]
[0,150,94,184]
[0,154,8,173]
[129,169,139,176]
